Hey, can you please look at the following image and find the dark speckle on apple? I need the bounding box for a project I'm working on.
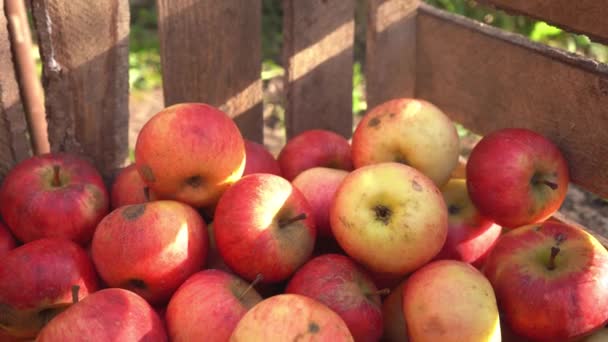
[412,180,422,192]
[368,117,381,128]
[139,165,156,183]
[308,322,320,333]
[122,204,146,220]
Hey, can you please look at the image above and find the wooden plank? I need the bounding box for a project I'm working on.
[415,4,608,199]
[283,0,354,139]
[0,2,30,180]
[30,0,130,178]
[365,0,418,109]
[156,0,263,143]
[480,0,608,45]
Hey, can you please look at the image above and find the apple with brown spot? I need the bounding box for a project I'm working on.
[286,254,385,342]
[36,288,167,341]
[110,164,157,209]
[0,238,99,339]
[0,220,16,257]
[91,200,207,305]
[230,294,354,341]
[166,270,263,341]
[0,153,109,245]
[351,98,460,187]
[214,173,316,283]
[243,140,282,177]
[135,103,245,207]
[278,129,353,181]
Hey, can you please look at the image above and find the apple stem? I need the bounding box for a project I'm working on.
[278,213,307,228]
[547,246,560,271]
[52,165,61,187]
[71,285,80,304]
[369,288,391,296]
[143,187,150,202]
[542,180,558,190]
[238,274,263,300]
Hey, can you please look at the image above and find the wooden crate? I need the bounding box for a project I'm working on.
[0,0,606,244]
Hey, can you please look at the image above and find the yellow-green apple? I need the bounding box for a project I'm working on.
[351,98,459,187]
[91,200,208,305]
[0,220,16,257]
[381,280,407,342]
[166,270,263,341]
[135,103,245,207]
[0,153,109,245]
[36,288,167,342]
[584,328,608,342]
[483,221,608,341]
[285,254,385,342]
[434,179,502,267]
[243,140,282,177]
[278,129,353,181]
[110,164,157,209]
[466,128,569,228]
[330,162,447,276]
[230,294,354,341]
[292,167,348,238]
[403,260,501,342]
[0,238,99,339]
[214,173,316,283]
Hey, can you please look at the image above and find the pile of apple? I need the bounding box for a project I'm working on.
[0,99,607,342]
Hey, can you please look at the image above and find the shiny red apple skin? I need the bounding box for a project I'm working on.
[135,103,245,207]
[214,173,316,283]
[91,200,208,305]
[286,254,383,342]
[166,270,262,341]
[0,220,17,257]
[467,128,569,228]
[278,129,353,180]
[0,238,99,339]
[292,167,348,238]
[483,221,608,341]
[434,179,502,267]
[0,153,109,245]
[36,288,167,342]
[110,164,157,209]
[230,294,354,341]
[243,140,282,177]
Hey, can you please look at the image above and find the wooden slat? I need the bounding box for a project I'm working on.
[365,0,418,109]
[0,2,30,180]
[480,0,608,45]
[30,0,130,178]
[415,4,608,199]
[283,0,354,139]
[157,0,263,143]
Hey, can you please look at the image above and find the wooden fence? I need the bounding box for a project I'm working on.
[0,0,606,229]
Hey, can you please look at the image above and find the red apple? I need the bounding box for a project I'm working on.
[214,173,316,283]
[0,238,99,339]
[0,153,109,245]
[230,294,354,341]
[351,98,460,187]
[278,129,353,180]
[467,128,569,228]
[483,221,608,341]
[205,223,232,273]
[36,288,167,341]
[330,162,447,276]
[110,164,157,208]
[135,103,245,207]
[292,167,348,238]
[434,178,502,267]
[286,254,384,342]
[0,220,17,257]
[166,270,263,341]
[91,200,208,305]
[243,140,282,177]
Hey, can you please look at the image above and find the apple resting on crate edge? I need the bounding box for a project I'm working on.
[351,98,460,188]
[466,128,569,228]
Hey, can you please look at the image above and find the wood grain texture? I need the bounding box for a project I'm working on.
[480,0,608,45]
[0,2,30,180]
[416,4,608,199]
[157,0,263,143]
[365,0,418,109]
[30,0,130,178]
[283,0,354,139]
